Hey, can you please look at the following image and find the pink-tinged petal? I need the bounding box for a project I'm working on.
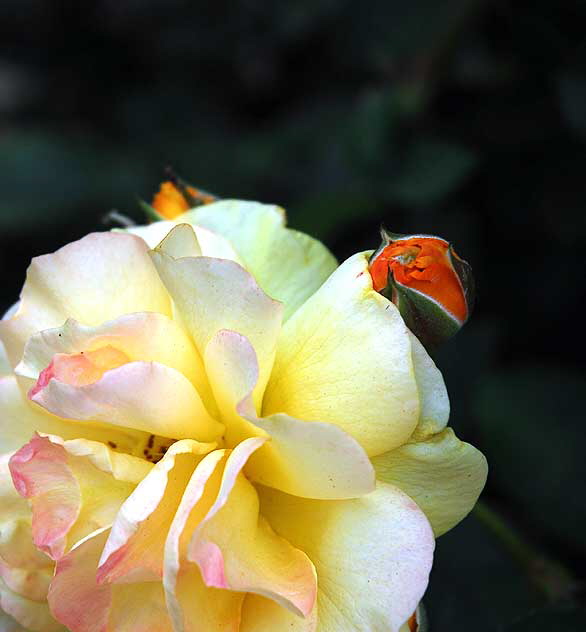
[9,436,80,560]
[0,376,143,458]
[0,232,171,371]
[162,451,225,623]
[48,528,173,632]
[240,593,317,632]
[163,449,244,632]
[48,529,111,632]
[150,229,283,405]
[17,313,213,408]
[185,439,317,618]
[263,252,420,457]
[1,576,64,632]
[30,361,223,443]
[204,330,375,499]
[0,453,55,608]
[98,440,214,585]
[259,482,435,632]
[9,435,149,560]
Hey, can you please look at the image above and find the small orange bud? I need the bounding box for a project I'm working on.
[369,229,474,347]
[151,181,190,219]
[151,180,217,220]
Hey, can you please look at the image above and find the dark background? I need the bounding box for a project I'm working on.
[1,1,585,629]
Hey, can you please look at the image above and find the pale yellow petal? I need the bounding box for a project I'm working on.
[408,332,450,440]
[372,428,488,536]
[259,483,434,632]
[183,200,337,319]
[240,593,317,632]
[204,330,375,499]
[264,252,419,456]
[0,233,171,370]
[125,221,242,264]
[151,234,282,400]
[0,376,139,456]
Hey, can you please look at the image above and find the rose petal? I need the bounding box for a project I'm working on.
[372,428,488,536]
[0,376,142,457]
[125,222,242,265]
[408,332,450,441]
[1,576,63,632]
[17,312,213,410]
[184,200,337,319]
[9,435,150,559]
[263,252,420,457]
[204,330,375,499]
[48,528,172,632]
[240,594,317,632]
[151,232,283,402]
[98,440,214,584]
[259,482,435,632]
[30,361,223,443]
[186,438,317,617]
[0,232,171,370]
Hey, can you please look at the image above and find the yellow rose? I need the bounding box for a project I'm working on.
[0,200,487,631]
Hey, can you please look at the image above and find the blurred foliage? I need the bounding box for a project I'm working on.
[1,0,585,629]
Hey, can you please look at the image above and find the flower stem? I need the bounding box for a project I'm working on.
[472,500,578,603]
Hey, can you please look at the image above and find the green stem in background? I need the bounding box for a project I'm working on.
[473,500,579,603]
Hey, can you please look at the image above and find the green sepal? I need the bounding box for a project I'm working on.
[416,603,428,631]
[383,273,461,350]
[448,245,474,319]
[137,198,165,223]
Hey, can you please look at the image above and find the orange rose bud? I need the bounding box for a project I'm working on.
[369,229,473,348]
[151,180,216,219]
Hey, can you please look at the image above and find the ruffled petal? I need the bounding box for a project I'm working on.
[0,453,55,626]
[259,482,434,632]
[264,252,420,456]
[0,233,171,370]
[183,201,337,319]
[48,529,172,632]
[371,428,488,536]
[150,227,283,403]
[9,435,150,559]
[124,222,242,264]
[30,361,223,443]
[187,439,317,617]
[204,330,375,499]
[0,376,142,458]
[17,313,213,410]
[163,450,240,632]
[97,439,214,585]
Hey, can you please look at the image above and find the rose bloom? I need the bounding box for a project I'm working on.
[0,200,487,632]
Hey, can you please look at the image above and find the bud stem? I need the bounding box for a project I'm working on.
[472,500,578,603]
